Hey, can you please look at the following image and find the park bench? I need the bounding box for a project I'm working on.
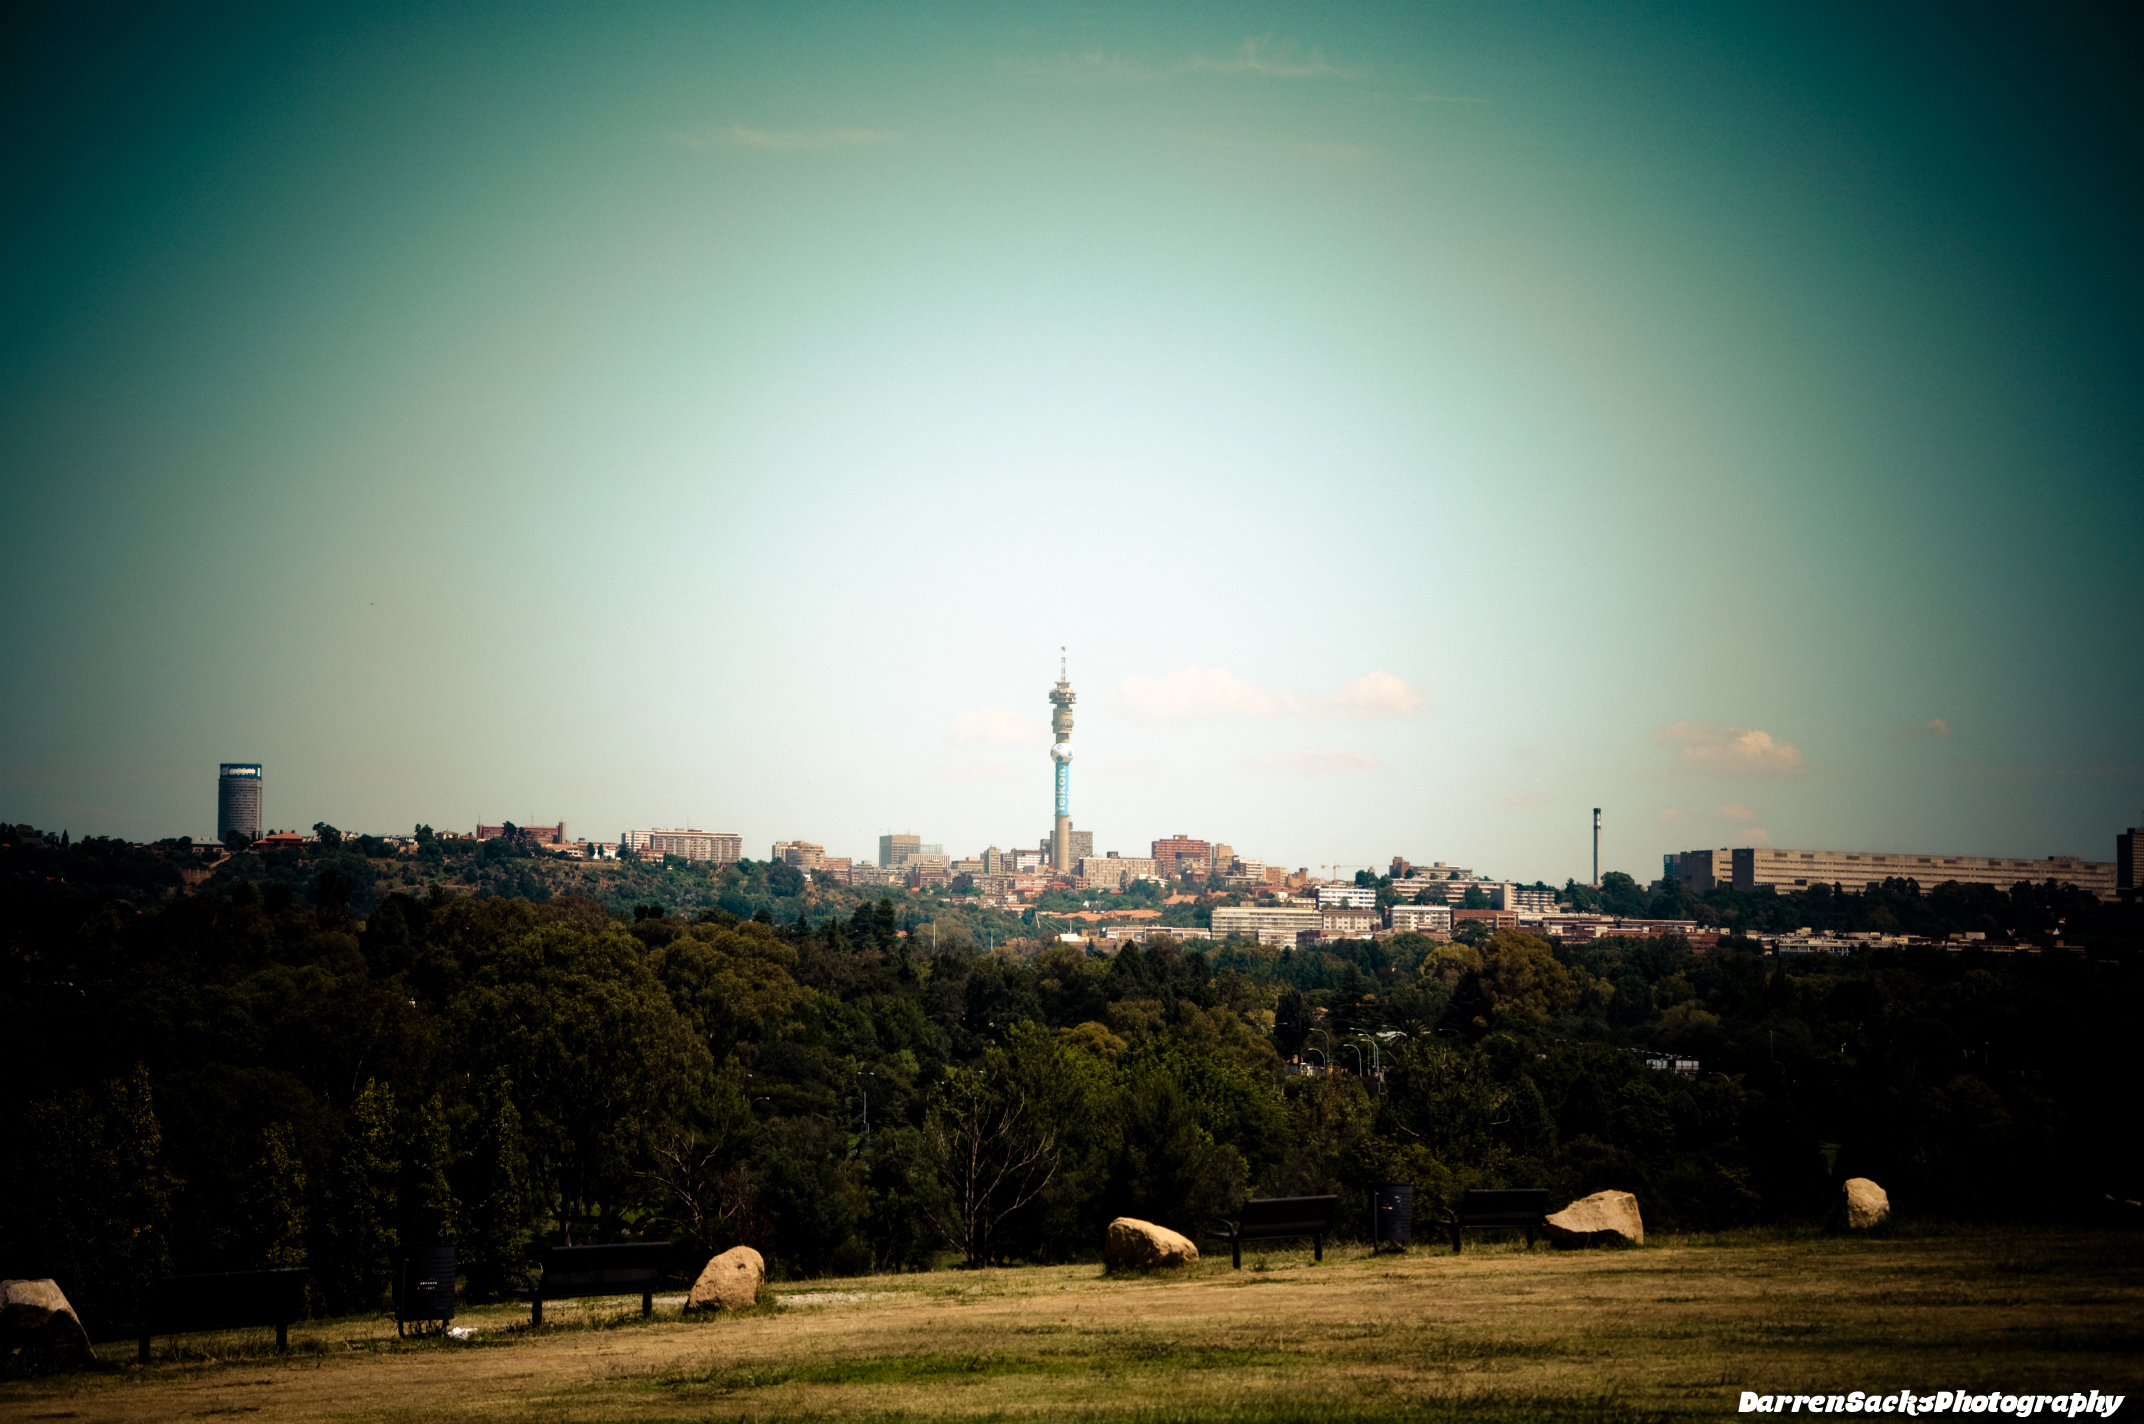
[1439,1188,1548,1253]
[523,1242,694,1325]
[1206,1194,1341,1269]
[119,1267,310,1363]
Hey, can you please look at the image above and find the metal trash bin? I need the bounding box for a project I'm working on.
[1371,1183,1414,1253]
[397,1244,457,1336]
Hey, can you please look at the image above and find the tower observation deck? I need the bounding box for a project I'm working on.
[1049,650,1076,872]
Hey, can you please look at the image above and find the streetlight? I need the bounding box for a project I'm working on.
[855,1068,876,1154]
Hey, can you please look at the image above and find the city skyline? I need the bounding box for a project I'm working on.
[2,4,2139,881]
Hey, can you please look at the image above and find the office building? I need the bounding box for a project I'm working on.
[1211,904,1322,946]
[878,833,920,867]
[772,841,825,870]
[1079,855,1160,891]
[2120,825,2141,902]
[1151,834,1213,878]
[1666,849,1733,892]
[217,763,263,844]
[477,822,566,844]
[1494,886,1560,914]
[1699,846,2117,901]
[626,828,742,865]
[1040,829,1093,864]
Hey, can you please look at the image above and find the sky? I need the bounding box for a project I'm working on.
[3,1,2141,886]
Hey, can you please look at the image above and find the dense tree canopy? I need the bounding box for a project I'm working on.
[3,823,2139,1331]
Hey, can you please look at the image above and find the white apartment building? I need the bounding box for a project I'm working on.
[626,828,742,865]
[1211,905,1322,947]
[1316,884,1378,910]
[1389,903,1454,935]
[1319,907,1381,937]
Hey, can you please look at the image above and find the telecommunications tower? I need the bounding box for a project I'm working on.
[1048,650,1076,871]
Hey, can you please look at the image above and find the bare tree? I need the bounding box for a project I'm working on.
[922,1064,1059,1268]
[640,1123,755,1252]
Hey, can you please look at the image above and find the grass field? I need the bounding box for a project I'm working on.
[5,1226,2140,1423]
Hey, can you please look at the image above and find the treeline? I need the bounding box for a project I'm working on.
[3,824,2140,1334]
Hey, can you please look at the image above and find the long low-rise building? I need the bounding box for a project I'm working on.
[626,828,742,864]
[1670,846,2116,901]
[1211,905,1322,946]
[1529,913,1715,947]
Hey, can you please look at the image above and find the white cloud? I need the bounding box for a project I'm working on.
[1651,721,1806,774]
[1658,808,1685,823]
[1498,791,1545,807]
[1243,749,1381,776]
[1118,667,1426,722]
[944,705,1046,748]
[1734,826,1772,847]
[664,125,901,152]
[1328,670,1426,717]
[1901,718,1954,739]
[1189,37,1352,79]
[1716,802,1757,822]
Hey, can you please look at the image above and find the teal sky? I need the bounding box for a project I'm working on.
[4,2,2140,883]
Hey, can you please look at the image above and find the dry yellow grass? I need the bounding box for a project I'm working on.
[5,1226,2140,1423]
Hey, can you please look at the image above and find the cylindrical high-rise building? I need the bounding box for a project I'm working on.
[219,763,263,844]
[1048,654,1076,871]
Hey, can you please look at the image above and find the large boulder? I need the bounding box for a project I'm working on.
[1104,1218,1199,1270]
[689,1246,765,1311]
[1844,1177,1890,1229]
[1543,1190,1645,1248]
[0,1279,93,1369]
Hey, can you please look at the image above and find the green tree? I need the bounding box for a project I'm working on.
[15,1067,175,1326]
[313,822,343,849]
[240,1122,310,1270]
[1476,929,1574,1024]
[445,921,709,1242]
[462,1071,532,1301]
[403,1092,459,1245]
[323,1079,399,1314]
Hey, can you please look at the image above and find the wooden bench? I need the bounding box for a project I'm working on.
[523,1242,691,1325]
[1206,1194,1341,1269]
[126,1267,309,1363]
[1439,1188,1548,1253]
